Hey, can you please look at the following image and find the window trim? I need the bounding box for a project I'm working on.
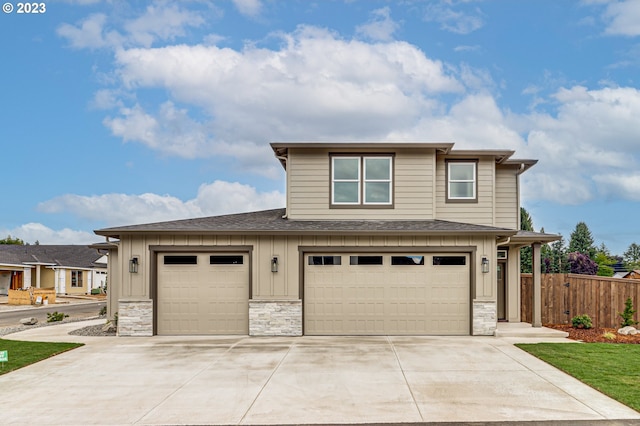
[330,154,394,208]
[446,160,478,203]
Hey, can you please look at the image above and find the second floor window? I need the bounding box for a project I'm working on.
[332,156,392,206]
[447,161,477,201]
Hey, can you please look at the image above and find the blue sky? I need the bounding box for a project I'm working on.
[1,0,640,256]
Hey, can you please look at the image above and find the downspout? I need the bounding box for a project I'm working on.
[276,154,289,219]
[496,237,511,246]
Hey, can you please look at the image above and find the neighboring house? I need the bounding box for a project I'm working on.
[0,245,107,296]
[95,142,558,337]
[621,270,640,280]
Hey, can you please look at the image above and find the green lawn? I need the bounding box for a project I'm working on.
[0,339,83,375]
[517,343,640,412]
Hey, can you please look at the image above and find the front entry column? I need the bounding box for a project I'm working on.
[531,242,542,327]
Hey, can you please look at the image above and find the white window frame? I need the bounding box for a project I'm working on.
[363,156,393,205]
[331,156,361,205]
[447,161,477,201]
[331,155,393,206]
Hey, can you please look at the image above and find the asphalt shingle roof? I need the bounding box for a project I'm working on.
[0,245,105,269]
[95,208,517,238]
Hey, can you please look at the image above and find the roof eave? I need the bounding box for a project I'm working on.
[95,228,518,238]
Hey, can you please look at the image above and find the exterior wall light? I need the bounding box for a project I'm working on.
[481,256,490,273]
[129,257,139,274]
[271,256,279,273]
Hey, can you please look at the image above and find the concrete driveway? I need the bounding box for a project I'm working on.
[1,320,639,425]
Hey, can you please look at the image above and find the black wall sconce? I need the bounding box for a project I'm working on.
[271,256,279,273]
[481,256,490,273]
[129,257,139,274]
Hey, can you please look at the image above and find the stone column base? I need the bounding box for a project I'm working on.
[117,299,153,336]
[249,300,302,336]
[473,300,497,336]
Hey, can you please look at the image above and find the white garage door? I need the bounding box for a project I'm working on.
[304,253,470,335]
[157,253,249,335]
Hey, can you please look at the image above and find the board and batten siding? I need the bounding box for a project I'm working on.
[494,167,518,230]
[435,157,495,226]
[286,148,436,220]
[115,233,498,307]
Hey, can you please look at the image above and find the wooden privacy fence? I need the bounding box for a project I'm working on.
[521,273,640,328]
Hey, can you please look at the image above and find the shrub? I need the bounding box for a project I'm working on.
[571,314,593,329]
[46,311,69,323]
[619,297,638,328]
[99,306,107,316]
[602,331,616,340]
[568,252,598,275]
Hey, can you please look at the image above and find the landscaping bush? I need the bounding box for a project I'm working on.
[619,297,638,328]
[46,311,69,323]
[571,314,593,329]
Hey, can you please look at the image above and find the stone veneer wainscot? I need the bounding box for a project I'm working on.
[117,299,153,337]
[249,300,302,336]
[472,300,497,336]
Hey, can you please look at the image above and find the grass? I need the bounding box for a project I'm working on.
[517,343,640,412]
[0,339,83,375]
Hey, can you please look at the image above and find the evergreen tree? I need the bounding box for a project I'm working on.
[623,243,640,271]
[544,235,569,273]
[568,222,596,258]
[520,207,533,273]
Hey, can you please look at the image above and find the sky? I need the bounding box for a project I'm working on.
[1,0,640,256]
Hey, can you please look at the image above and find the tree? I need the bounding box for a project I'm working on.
[521,207,533,232]
[568,252,598,275]
[623,243,640,271]
[543,235,569,273]
[594,243,615,277]
[0,235,24,245]
[568,222,596,258]
[520,208,533,273]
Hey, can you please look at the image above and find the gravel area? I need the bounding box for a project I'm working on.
[0,315,112,337]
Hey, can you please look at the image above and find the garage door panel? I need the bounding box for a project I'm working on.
[157,253,248,335]
[305,253,470,335]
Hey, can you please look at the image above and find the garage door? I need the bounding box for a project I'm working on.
[157,253,249,335]
[304,253,469,335]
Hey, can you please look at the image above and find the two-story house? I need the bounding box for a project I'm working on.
[94,142,557,337]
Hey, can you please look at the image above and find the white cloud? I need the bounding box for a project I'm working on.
[356,7,399,42]
[0,223,98,245]
[601,0,640,36]
[105,26,462,170]
[232,0,262,17]
[423,2,485,35]
[593,173,640,201]
[37,180,285,226]
[57,14,123,49]
[517,85,640,203]
[124,4,205,48]
[103,102,211,158]
[57,3,206,50]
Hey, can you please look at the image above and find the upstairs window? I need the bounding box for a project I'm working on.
[331,156,392,206]
[447,161,477,201]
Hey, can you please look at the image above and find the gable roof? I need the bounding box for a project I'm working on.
[0,245,106,269]
[95,208,517,239]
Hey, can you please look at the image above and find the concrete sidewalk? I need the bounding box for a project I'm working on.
[2,320,639,425]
